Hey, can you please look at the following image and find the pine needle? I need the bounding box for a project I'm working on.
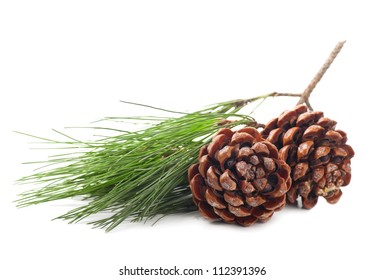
[16,95,273,231]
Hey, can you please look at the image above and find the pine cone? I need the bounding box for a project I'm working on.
[188,127,292,226]
[261,104,355,209]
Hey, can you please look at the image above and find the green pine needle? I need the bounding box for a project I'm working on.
[16,94,277,231]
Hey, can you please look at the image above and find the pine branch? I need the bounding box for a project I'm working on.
[15,41,346,230]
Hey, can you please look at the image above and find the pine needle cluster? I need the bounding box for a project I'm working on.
[16,97,268,231]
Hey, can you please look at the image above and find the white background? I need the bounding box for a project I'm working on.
[1,1,383,279]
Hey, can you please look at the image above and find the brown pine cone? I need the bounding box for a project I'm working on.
[261,104,355,209]
[188,127,292,226]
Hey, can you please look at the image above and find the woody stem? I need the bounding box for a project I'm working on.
[297,41,346,110]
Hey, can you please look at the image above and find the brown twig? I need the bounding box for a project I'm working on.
[236,42,346,114]
[297,41,346,110]
[271,92,302,98]
[240,92,302,107]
